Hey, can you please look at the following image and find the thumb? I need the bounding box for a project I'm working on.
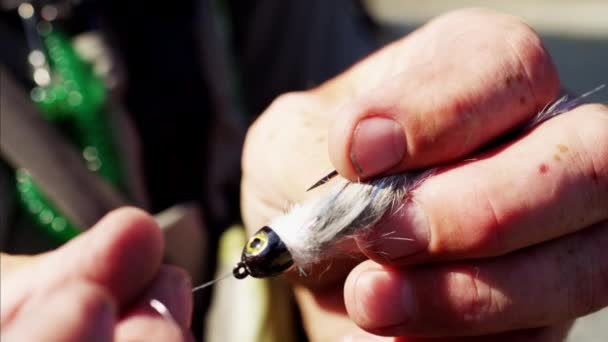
[328,9,558,180]
[2,207,164,318]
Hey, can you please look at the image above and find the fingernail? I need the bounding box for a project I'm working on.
[351,117,406,178]
[150,267,192,327]
[364,201,430,262]
[354,270,416,329]
[167,269,192,327]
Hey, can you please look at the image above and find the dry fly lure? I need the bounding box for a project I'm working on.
[192,85,605,292]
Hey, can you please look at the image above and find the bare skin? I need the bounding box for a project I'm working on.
[1,208,194,342]
[3,8,604,342]
[241,8,608,341]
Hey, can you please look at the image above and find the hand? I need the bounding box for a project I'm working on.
[1,208,194,341]
[241,8,608,341]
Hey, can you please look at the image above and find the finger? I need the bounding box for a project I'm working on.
[293,285,386,342]
[328,8,559,180]
[343,333,394,342]
[118,265,193,331]
[2,207,164,314]
[394,321,573,342]
[3,281,116,342]
[345,221,608,336]
[357,104,608,264]
[0,254,35,279]
[116,314,189,342]
[345,323,573,342]
[59,207,164,306]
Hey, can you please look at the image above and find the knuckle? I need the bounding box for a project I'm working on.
[427,8,559,128]
[569,104,608,203]
[64,281,113,316]
[434,7,510,25]
[503,22,559,107]
[432,185,506,257]
[594,222,608,309]
[243,91,310,146]
[476,193,507,254]
[577,103,608,126]
[590,102,608,116]
[563,235,605,317]
[267,91,310,111]
[242,89,325,213]
[434,7,556,89]
[504,18,543,51]
[242,111,277,175]
[448,269,503,326]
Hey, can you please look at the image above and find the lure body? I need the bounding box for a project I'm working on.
[238,170,432,278]
[235,86,605,279]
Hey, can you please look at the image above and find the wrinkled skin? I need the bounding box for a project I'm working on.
[1,208,195,342]
[241,8,608,342]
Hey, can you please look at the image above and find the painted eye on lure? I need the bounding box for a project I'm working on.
[233,226,294,279]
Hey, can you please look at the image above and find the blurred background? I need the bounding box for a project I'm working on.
[1,1,606,341]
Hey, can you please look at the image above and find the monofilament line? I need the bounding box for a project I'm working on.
[191,271,234,293]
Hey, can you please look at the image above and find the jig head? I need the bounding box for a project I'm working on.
[233,226,294,279]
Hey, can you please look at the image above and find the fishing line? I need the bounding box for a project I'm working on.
[191,272,234,293]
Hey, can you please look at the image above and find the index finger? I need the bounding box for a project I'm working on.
[1,207,164,321]
[328,8,560,180]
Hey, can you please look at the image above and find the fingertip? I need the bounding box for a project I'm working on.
[341,332,394,342]
[345,262,416,335]
[88,207,165,277]
[102,206,165,258]
[350,116,407,179]
[57,207,164,305]
[329,97,408,181]
[115,315,186,342]
[100,207,164,247]
[139,265,193,329]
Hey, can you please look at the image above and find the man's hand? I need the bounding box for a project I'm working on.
[241,8,608,341]
[1,208,194,341]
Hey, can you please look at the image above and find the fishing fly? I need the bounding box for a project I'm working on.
[192,85,605,292]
